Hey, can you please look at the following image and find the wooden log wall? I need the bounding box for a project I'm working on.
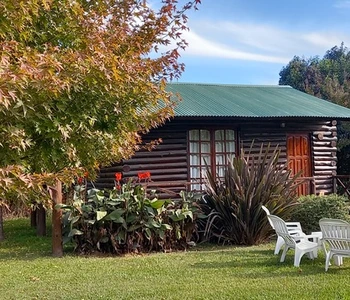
[94,121,189,198]
[94,118,338,197]
[240,119,338,195]
[312,121,338,195]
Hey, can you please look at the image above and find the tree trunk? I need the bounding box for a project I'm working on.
[0,206,4,241]
[36,203,46,236]
[30,208,37,227]
[52,180,63,257]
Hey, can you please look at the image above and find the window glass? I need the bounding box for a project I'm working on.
[189,130,199,140]
[227,141,235,152]
[190,167,200,179]
[215,130,225,140]
[200,130,210,140]
[216,154,225,165]
[201,155,211,165]
[201,142,210,153]
[190,142,199,152]
[226,130,235,140]
[190,154,199,165]
[215,142,223,152]
[216,165,225,178]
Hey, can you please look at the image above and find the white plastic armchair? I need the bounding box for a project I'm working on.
[319,218,350,271]
[267,214,320,267]
[262,205,306,255]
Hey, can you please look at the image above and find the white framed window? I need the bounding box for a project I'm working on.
[189,129,236,191]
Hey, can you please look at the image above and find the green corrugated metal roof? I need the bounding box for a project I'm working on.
[166,83,350,119]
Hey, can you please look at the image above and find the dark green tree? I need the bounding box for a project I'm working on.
[279,43,350,174]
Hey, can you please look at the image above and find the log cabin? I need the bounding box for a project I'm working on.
[94,83,350,198]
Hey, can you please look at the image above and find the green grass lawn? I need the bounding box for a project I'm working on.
[1,218,350,300]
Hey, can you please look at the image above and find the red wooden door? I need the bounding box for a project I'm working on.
[287,134,311,196]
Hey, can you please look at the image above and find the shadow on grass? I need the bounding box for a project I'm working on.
[190,246,350,276]
[0,218,75,261]
[2,218,350,275]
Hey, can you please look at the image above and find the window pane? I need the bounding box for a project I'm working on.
[189,130,199,140]
[201,167,208,178]
[215,142,223,152]
[190,142,199,152]
[190,154,199,165]
[201,142,210,153]
[226,141,235,153]
[216,166,225,178]
[216,154,225,165]
[190,167,200,179]
[226,130,235,140]
[201,155,210,165]
[191,183,201,191]
[215,130,224,141]
[200,130,210,141]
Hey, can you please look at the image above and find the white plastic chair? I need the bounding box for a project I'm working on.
[319,218,350,271]
[262,205,306,255]
[267,215,320,267]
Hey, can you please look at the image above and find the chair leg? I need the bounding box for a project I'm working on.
[280,246,289,262]
[334,255,343,266]
[306,251,315,260]
[294,249,306,267]
[325,252,333,272]
[274,237,285,255]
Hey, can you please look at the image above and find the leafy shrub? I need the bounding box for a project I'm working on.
[57,182,204,254]
[200,143,301,246]
[290,194,350,234]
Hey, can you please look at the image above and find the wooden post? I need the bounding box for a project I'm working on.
[30,208,37,227]
[36,203,46,236]
[0,205,4,241]
[52,180,63,257]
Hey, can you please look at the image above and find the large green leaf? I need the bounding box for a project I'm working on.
[147,220,161,228]
[103,208,125,221]
[96,211,107,221]
[149,199,167,209]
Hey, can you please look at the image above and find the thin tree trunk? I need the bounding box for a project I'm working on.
[52,180,63,257]
[0,206,4,241]
[30,208,37,227]
[36,203,46,236]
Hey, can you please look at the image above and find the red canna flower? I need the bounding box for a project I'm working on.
[77,177,83,185]
[115,172,122,181]
[138,172,151,180]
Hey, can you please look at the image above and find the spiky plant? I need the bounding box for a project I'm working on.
[200,143,301,245]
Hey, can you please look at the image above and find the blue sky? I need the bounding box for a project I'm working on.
[174,0,350,85]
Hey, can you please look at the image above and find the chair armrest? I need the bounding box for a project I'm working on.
[291,234,320,241]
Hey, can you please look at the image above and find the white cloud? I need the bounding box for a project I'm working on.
[181,20,350,63]
[183,30,289,63]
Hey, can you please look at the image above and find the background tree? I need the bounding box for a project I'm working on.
[279,43,350,174]
[0,0,200,254]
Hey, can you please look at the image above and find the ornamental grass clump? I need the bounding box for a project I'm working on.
[201,143,301,246]
[57,182,204,254]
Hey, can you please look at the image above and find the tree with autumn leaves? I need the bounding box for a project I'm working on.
[0,0,200,255]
